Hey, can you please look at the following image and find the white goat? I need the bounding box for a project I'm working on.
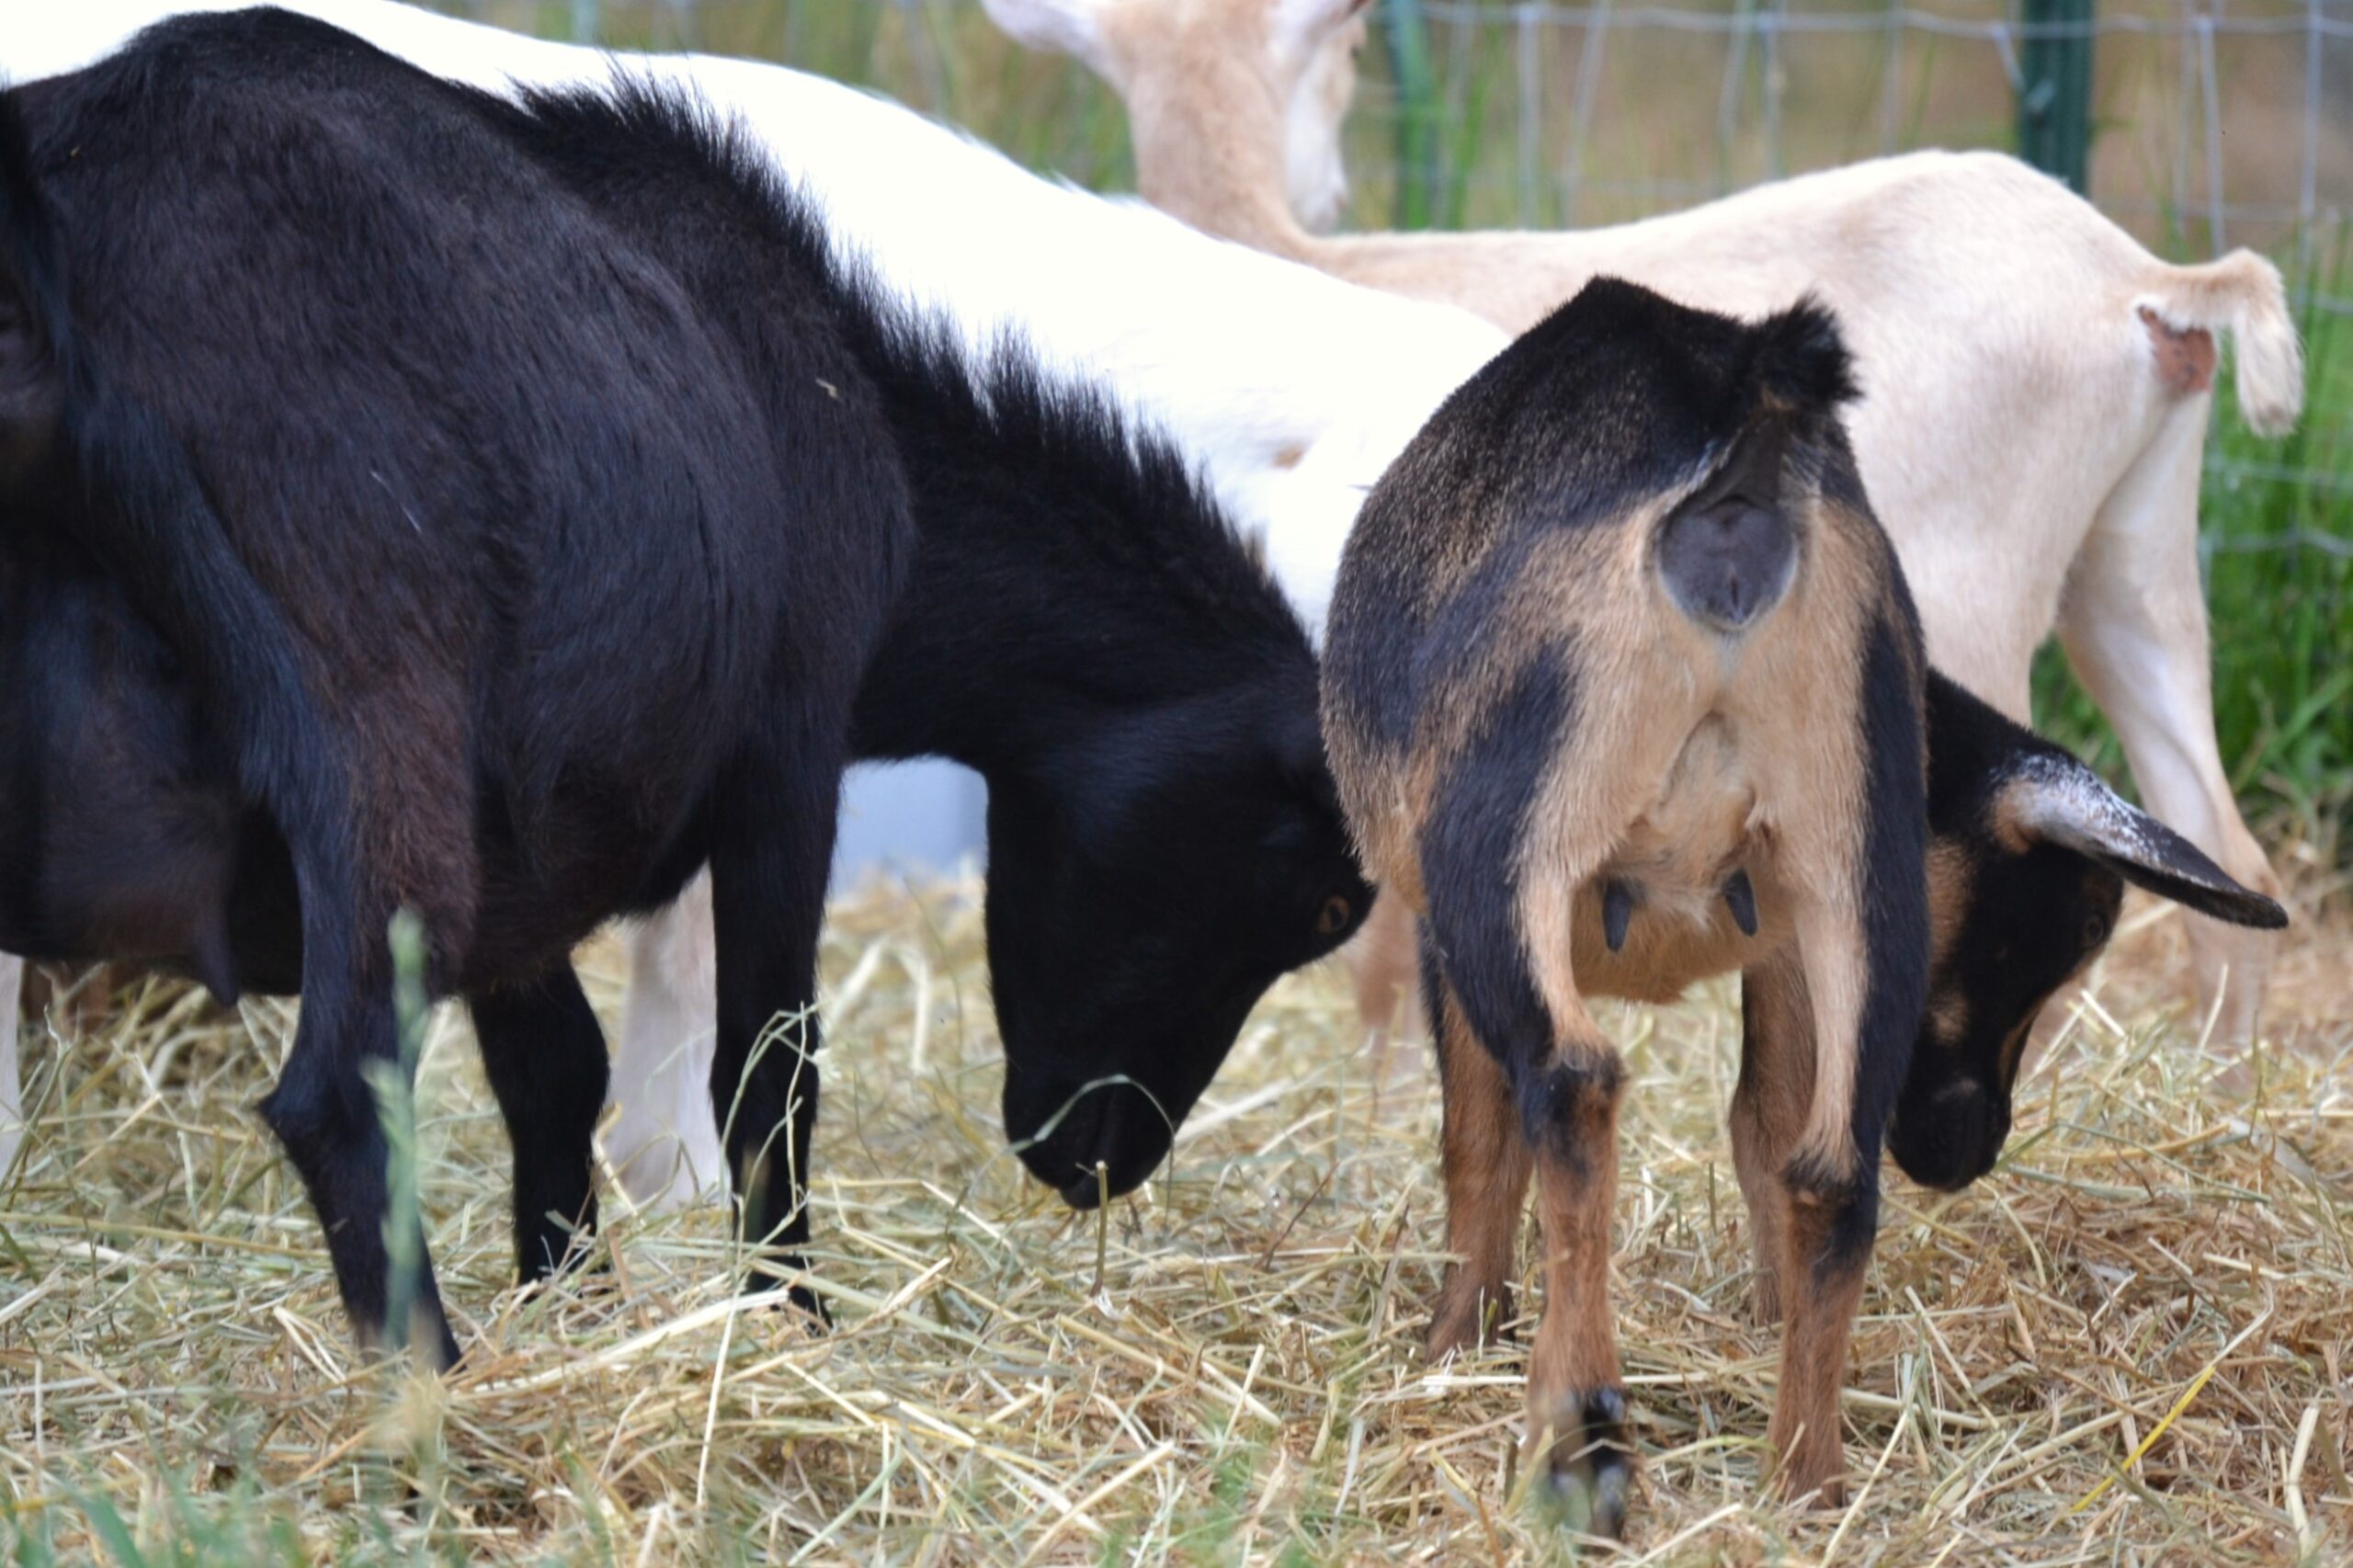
[12,0,1509,1207]
[983,0,2307,1048]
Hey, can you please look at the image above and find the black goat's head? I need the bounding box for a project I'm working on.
[1890,676,2286,1190]
[987,679,1371,1205]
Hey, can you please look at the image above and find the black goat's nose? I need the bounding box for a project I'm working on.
[1021,1081,1166,1208]
[1890,1079,2006,1191]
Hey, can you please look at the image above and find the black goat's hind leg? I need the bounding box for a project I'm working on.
[706,724,843,1325]
[259,982,460,1370]
[472,966,610,1285]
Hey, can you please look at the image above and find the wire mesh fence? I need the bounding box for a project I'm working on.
[458,1,2347,248]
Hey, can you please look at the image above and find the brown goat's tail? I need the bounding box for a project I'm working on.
[2137,249,2304,437]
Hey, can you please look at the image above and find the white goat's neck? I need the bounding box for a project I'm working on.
[1118,28,1309,262]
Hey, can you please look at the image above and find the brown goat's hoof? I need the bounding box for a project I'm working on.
[1424,1281,1514,1361]
[1528,1385,1633,1539]
[1749,1267,1783,1328]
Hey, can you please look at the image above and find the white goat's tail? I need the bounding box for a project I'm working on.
[2137,249,2305,437]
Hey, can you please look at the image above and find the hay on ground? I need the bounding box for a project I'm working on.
[0,869,2347,1564]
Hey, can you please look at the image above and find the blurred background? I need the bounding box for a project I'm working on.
[434,0,2351,893]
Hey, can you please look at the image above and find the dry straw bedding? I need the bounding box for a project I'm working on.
[0,873,2347,1564]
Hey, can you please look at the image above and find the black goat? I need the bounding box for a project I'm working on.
[0,13,1364,1358]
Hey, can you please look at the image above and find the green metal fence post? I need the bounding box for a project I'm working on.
[1381,0,1443,230]
[2018,0,2095,193]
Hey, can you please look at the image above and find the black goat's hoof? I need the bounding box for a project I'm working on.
[1528,1384,1634,1540]
[785,1280,832,1329]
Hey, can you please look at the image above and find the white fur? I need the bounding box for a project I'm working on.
[6,1,1507,1208]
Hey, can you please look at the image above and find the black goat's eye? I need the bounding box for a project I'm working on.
[1315,894,1354,936]
[2082,914,2110,949]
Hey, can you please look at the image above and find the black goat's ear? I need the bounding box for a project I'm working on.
[2000,756,2288,929]
[1279,708,1342,810]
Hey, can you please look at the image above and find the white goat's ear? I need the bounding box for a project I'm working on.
[1270,0,1375,61]
[2001,756,2288,929]
[982,0,1116,73]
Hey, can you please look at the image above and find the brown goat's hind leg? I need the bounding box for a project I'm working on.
[1522,1048,1631,1537]
[1769,1174,1872,1506]
[1732,955,1813,1327]
[1425,959,1531,1359]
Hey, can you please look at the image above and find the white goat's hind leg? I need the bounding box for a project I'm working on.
[2061,393,2279,1045]
[605,878,727,1211]
[1345,895,1425,1067]
[0,956,20,1178]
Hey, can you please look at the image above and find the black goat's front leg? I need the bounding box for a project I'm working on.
[705,732,842,1324]
[259,951,459,1369]
[471,966,609,1284]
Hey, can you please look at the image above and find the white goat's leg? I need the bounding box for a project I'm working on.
[2061,395,2279,1045]
[0,956,20,1178]
[1345,894,1424,1057]
[604,876,727,1210]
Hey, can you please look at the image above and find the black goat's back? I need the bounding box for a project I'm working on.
[0,7,911,983]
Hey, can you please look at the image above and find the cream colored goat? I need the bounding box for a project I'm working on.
[986,0,2306,1046]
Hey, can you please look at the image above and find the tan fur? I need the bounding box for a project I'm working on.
[1525,1074,1626,1485]
[1324,372,1906,1517]
[1771,1186,1871,1506]
[1729,947,1868,1505]
[992,0,2302,1040]
[1495,484,1903,1169]
[1426,991,1532,1359]
[1730,952,1813,1328]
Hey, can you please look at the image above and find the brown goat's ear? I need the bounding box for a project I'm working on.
[2001,756,2288,929]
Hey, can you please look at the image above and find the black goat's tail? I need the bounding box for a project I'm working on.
[0,92,72,484]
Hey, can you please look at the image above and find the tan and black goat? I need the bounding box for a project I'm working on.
[1322,278,2286,1532]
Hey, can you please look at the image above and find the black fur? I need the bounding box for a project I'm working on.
[494,76,1370,1205]
[1884,673,2282,1190]
[1720,869,1758,937]
[0,12,1367,1353]
[1418,653,1577,1078]
[1779,611,1929,1277]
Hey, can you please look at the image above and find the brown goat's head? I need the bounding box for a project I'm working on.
[1892,676,2287,1189]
